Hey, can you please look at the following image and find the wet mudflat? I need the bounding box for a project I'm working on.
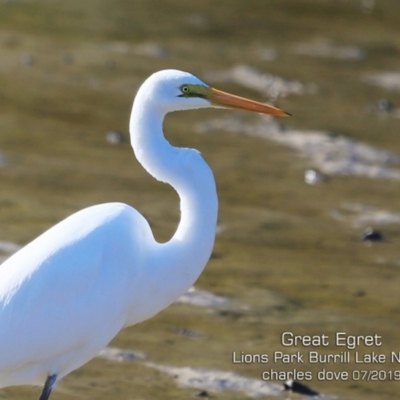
[1,1,400,399]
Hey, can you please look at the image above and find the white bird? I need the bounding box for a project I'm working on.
[0,69,289,400]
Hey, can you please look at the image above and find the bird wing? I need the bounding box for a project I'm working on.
[0,202,151,382]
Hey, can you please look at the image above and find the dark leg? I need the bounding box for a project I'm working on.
[39,374,57,400]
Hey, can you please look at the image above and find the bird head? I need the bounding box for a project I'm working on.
[137,69,290,117]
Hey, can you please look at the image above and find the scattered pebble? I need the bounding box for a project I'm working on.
[103,41,167,59]
[97,346,146,362]
[365,99,400,118]
[106,130,126,144]
[283,379,319,397]
[360,0,375,13]
[304,169,325,185]
[354,290,366,297]
[174,328,206,339]
[295,40,364,60]
[61,53,74,65]
[331,203,400,228]
[215,224,228,235]
[0,241,22,254]
[363,71,400,92]
[360,227,384,242]
[194,390,210,397]
[133,43,167,59]
[105,60,116,70]
[20,54,34,66]
[368,98,395,114]
[176,287,231,308]
[255,47,277,62]
[184,13,211,30]
[0,153,8,168]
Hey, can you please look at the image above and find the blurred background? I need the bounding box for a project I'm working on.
[1,1,400,399]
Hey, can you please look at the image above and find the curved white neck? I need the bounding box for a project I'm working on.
[129,94,218,315]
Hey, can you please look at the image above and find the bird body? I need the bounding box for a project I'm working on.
[0,203,147,387]
[0,69,288,399]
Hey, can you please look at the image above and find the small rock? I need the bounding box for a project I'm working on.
[20,54,34,66]
[283,379,319,396]
[367,98,395,114]
[174,328,205,339]
[360,0,375,13]
[97,346,146,362]
[106,130,126,144]
[304,169,325,185]
[360,227,383,242]
[105,60,116,70]
[194,390,210,397]
[354,290,366,297]
[62,53,74,65]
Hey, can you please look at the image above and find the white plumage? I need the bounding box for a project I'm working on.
[0,69,288,400]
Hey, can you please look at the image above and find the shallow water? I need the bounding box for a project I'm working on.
[1,1,400,399]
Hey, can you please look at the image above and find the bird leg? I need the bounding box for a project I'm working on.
[39,374,57,400]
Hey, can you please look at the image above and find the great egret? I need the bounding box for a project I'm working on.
[0,69,289,400]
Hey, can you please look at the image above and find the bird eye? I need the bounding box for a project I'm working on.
[181,85,190,94]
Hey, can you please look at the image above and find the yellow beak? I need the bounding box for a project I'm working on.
[208,88,291,117]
